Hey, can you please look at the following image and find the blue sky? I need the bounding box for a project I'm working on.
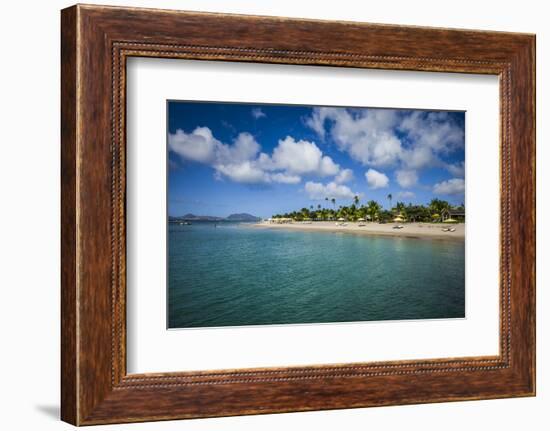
[168,101,465,218]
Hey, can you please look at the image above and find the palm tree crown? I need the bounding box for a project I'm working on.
[271,197,463,223]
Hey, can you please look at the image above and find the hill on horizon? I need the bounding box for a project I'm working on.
[169,213,261,222]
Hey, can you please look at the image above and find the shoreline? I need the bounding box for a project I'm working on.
[251,221,465,241]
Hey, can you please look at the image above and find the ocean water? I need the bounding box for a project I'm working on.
[168,222,465,328]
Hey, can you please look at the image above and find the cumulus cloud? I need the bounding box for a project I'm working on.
[270,172,301,184]
[365,168,389,189]
[399,111,464,164]
[304,181,359,200]
[217,132,261,164]
[433,178,465,195]
[395,169,418,188]
[215,161,268,184]
[305,110,327,139]
[446,161,465,178]
[168,128,261,166]
[306,108,464,172]
[397,191,416,200]
[169,128,339,185]
[251,107,266,119]
[334,168,354,184]
[268,136,340,176]
[168,127,221,164]
[307,107,402,166]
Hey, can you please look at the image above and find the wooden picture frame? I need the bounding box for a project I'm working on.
[61,4,535,425]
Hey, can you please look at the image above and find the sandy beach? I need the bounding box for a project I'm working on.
[252,221,465,241]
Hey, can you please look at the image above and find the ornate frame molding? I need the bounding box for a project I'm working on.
[61,5,535,425]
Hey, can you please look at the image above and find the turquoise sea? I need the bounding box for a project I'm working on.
[168,222,465,328]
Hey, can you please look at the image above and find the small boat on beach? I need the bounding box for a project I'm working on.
[441,227,456,232]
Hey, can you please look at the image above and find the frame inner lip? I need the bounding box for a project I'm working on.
[115,44,511,384]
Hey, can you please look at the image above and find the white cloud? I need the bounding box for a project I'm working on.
[399,112,465,170]
[307,108,402,167]
[251,107,266,119]
[396,191,416,200]
[319,156,340,176]
[365,168,389,189]
[304,181,359,200]
[216,132,261,164]
[215,161,269,184]
[168,128,261,167]
[433,178,465,195]
[306,108,464,173]
[447,161,465,178]
[168,128,339,185]
[304,110,327,139]
[168,127,221,164]
[400,111,464,156]
[270,172,301,184]
[402,146,433,170]
[269,136,339,176]
[395,169,418,188]
[334,168,354,184]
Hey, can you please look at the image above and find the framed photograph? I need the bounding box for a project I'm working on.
[61,4,535,425]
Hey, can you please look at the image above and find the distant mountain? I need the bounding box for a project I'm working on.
[225,213,261,221]
[169,213,260,222]
[170,214,224,221]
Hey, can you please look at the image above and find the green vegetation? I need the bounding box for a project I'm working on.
[271,197,465,223]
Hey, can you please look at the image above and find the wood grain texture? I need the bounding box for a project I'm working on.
[60,4,535,425]
[60,5,78,425]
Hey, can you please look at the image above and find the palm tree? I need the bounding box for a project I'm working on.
[428,198,450,222]
[353,195,360,206]
[367,200,382,222]
[429,198,450,214]
[338,206,347,220]
[387,193,393,211]
[349,204,357,221]
[272,199,463,224]
[358,205,368,220]
[391,201,406,222]
[429,198,449,213]
[395,201,406,215]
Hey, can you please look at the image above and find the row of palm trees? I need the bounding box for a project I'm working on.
[271,195,464,223]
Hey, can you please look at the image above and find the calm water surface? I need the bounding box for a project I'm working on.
[168,222,465,328]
